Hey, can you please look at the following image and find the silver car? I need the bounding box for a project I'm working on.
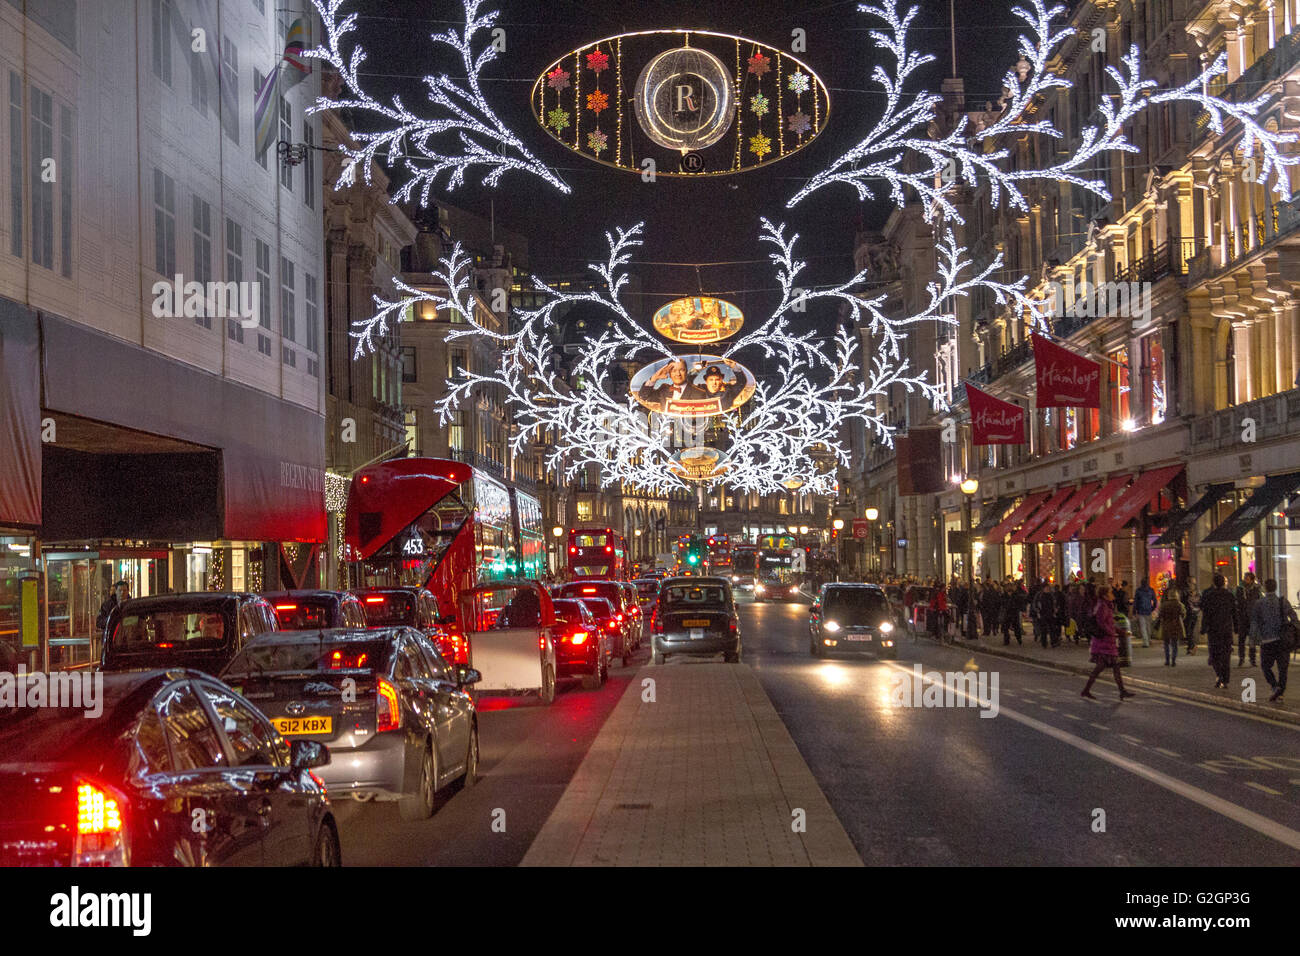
[220,627,480,821]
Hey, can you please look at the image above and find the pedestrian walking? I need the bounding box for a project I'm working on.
[1082,586,1133,700]
[1250,578,1297,702]
[1051,583,1067,647]
[1200,573,1236,689]
[1157,586,1185,666]
[1001,579,1025,646]
[1032,583,1055,649]
[1234,572,1262,666]
[982,582,1000,638]
[1132,578,1156,648]
[928,585,950,642]
[1113,580,1130,617]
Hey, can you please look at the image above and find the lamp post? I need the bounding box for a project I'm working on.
[960,477,979,640]
[864,508,879,577]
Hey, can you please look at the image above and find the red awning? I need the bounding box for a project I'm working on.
[1027,480,1099,544]
[1009,487,1075,544]
[1081,466,1184,539]
[1051,476,1132,543]
[981,491,1051,544]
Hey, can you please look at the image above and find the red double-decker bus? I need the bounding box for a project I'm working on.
[344,457,545,642]
[706,534,732,572]
[566,527,627,581]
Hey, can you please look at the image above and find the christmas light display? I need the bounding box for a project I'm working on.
[307,0,569,198]
[787,0,1299,216]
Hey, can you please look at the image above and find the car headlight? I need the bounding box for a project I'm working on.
[731,575,739,581]
[755,583,765,592]
[789,586,798,594]
[823,620,840,632]
[879,621,893,633]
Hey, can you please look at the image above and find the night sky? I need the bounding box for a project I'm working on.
[345,0,1020,326]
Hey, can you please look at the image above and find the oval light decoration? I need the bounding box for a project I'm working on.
[532,30,829,177]
[652,296,744,345]
[669,447,732,482]
[630,354,757,418]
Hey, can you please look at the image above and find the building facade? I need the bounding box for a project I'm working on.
[0,0,327,665]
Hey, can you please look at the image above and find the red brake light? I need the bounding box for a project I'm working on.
[376,678,401,732]
[571,631,587,645]
[77,783,123,836]
[605,545,613,553]
[157,642,174,649]
[360,475,370,484]
[365,596,385,604]
[606,620,618,630]
[275,603,298,611]
[539,636,546,649]
[616,613,624,621]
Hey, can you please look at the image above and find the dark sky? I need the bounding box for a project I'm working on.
[345,0,1020,323]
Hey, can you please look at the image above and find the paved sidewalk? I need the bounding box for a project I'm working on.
[521,663,862,866]
[931,621,1300,723]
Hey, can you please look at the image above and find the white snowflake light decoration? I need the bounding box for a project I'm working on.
[307,0,568,200]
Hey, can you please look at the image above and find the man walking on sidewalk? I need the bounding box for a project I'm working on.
[1132,579,1156,647]
[1250,577,1297,702]
[1200,573,1237,689]
[1234,571,1262,666]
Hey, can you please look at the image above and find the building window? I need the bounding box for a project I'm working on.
[280,256,295,354]
[302,120,315,209]
[576,500,593,522]
[449,411,464,452]
[220,40,239,144]
[29,85,53,270]
[1108,346,1130,431]
[190,42,208,115]
[251,0,264,14]
[59,103,71,278]
[255,237,271,354]
[404,410,419,456]
[151,0,172,86]
[305,272,319,377]
[1141,334,1167,425]
[191,197,212,326]
[8,72,21,258]
[400,346,417,382]
[153,168,175,277]
[225,218,244,342]
[278,97,292,190]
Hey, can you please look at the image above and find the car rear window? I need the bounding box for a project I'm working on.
[824,590,889,618]
[552,599,589,624]
[358,593,414,626]
[635,580,659,596]
[270,599,333,630]
[223,639,394,678]
[560,583,620,604]
[110,609,228,652]
[579,597,614,619]
[662,585,728,608]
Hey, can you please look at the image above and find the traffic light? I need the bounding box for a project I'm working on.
[687,552,700,566]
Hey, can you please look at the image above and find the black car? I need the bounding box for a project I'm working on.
[351,586,463,667]
[220,627,480,821]
[552,598,609,689]
[263,590,369,630]
[650,576,741,664]
[0,669,338,866]
[556,581,633,663]
[809,583,899,658]
[101,593,278,675]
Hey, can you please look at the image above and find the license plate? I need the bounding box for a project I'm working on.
[682,619,710,627]
[272,716,332,736]
[843,635,872,642]
[690,628,705,640]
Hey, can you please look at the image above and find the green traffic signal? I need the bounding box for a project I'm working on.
[687,553,700,565]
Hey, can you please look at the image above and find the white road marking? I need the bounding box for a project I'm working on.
[1153,748,1180,758]
[1090,723,1109,730]
[1064,714,1082,721]
[884,662,1300,852]
[1245,782,1284,796]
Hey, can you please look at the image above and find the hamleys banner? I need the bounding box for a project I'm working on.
[967,384,1026,445]
[1032,334,1101,407]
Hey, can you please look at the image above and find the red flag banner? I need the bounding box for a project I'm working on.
[1032,334,1101,408]
[967,384,1025,445]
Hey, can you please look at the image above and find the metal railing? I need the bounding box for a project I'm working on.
[1189,387,1300,450]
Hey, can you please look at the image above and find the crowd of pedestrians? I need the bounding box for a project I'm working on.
[856,567,1298,703]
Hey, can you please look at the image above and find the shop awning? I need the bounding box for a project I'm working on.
[1049,476,1133,543]
[1081,465,1184,540]
[1009,487,1075,544]
[1200,472,1300,546]
[981,491,1051,544]
[972,497,1015,536]
[1151,483,1235,548]
[1025,481,1100,545]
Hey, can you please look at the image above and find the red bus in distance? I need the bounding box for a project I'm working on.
[566,527,627,581]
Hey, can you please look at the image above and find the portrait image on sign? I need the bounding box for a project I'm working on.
[631,354,756,418]
[652,296,744,345]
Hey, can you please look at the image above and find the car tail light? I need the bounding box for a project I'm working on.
[616,612,625,622]
[365,596,385,604]
[539,635,546,649]
[653,614,664,634]
[569,546,577,554]
[606,620,618,630]
[75,781,128,867]
[729,619,738,634]
[275,603,298,611]
[376,678,401,732]
[571,631,588,645]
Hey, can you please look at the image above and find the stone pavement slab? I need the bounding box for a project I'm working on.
[520,662,863,867]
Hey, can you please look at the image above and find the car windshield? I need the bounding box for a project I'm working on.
[359,593,414,626]
[662,585,728,608]
[823,590,889,620]
[271,600,333,630]
[223,639,393,677]
[110,608,228,652]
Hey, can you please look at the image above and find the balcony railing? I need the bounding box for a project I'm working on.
[1189,197,1300,282]
[1190,387,1300,451]
[1195,30,1300,143]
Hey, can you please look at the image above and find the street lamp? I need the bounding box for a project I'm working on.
[865,507,879,521]
[832,519,844,530]
[551,526,564,538]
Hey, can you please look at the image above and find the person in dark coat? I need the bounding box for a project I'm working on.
[1001,579,1026,646]
[1082,586,1133,700]
[981,583,1000,638]
[1032,584,1056,648]
[1234,572,1262,666]
[1051,584,1067,647]
[1199,573,1237,688]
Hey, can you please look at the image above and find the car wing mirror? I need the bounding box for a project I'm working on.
[290,739,330,771]
[455,666,482,686]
